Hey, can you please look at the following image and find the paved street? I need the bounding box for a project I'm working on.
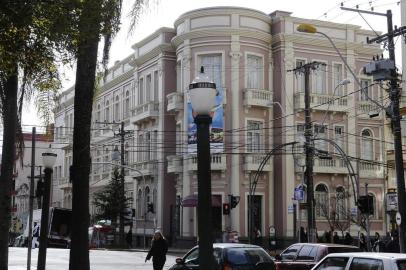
[8,247,178,269]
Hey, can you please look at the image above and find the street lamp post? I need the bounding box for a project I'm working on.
[189,67,217,270]
[37,146,57,270]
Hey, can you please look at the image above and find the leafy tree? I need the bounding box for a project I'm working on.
[0,2,74,268]
[93,168,132,229]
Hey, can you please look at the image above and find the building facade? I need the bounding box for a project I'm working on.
[54,6,387,247]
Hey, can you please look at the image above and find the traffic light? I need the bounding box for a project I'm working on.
[223,203,230,215]
[147,203,154,213]
[230,195,240,209]
[358,195,374,215]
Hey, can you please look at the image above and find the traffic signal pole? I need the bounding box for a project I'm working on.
[342,6,406,252]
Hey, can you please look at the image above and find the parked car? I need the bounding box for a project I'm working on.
[169,243,275,270]
[311,252,406,270]
[274,243,360,270]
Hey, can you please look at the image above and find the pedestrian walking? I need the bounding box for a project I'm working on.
[344,232,353,245]
[372,232,381,252]
[126,227,132,249]
[300,227,308,243]
[145,230,168,270]
[359,233,367,251]
[32,222,39,249]
[333,232,340,244]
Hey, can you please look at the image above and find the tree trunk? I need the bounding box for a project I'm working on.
[0,66,18,270]
[69,1,102,269]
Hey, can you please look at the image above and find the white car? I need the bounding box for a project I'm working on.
[311,252,406,270]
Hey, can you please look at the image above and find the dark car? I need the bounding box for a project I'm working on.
[169,243,275,270]
[274,243,360,270]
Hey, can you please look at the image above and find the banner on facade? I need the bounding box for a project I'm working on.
[187,87,224,153]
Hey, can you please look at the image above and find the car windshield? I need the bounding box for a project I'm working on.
[226,247,272,266]
[396,260,406,270]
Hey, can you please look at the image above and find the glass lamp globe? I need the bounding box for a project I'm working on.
[189,66,217,115]
[42,147,57,169]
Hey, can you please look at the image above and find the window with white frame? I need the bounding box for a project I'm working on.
[124,90,130,118]
[247,121,263,153]
[114,95,120,122]
[152,130,158,160]
[137,189,142,218]
[154,70,159,102]
[334,126,345,153]
[199,54,222,89]
[176,124,182,155]
[314,65,326,94]
[96,104,101,126]
[146,74,151,102]
[176,61,182,91]
[360,79,371,101]
[124,142,129,165]
[368,193,377,218]
[295,59,306,92]
[333,63,344,95]
[145,131,151,161]
[315,183,329,218]
[314,124,327,151]
[138,78,144,105]
[247,54,263,89]
[138,134,143,162]
[361,129,373,160]
[104,100,110,122]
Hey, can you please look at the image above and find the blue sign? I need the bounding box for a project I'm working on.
[294,187,304,201]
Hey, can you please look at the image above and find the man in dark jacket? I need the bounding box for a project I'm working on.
[145,230,168,270]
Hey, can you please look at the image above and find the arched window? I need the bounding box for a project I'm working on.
[105,100,110,122]
[315,184,329,218]
[114,95,120,121]
[336,186,346,220]
[362,129,373,160]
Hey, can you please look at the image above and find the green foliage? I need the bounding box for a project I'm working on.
[92,168,131,223]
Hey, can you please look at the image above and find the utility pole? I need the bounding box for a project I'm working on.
[342,6,406,252]
[290,61,325,243]
[365,183,371,251]
[27,127,35,270]
[118,121,125,248]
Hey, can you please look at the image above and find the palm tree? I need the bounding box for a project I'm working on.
[68,1,150,268]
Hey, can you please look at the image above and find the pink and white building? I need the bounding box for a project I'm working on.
[54,6,387,247]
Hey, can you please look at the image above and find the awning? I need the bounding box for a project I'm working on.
[181,194,222,207]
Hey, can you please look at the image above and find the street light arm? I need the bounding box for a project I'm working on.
[316,31,386,111]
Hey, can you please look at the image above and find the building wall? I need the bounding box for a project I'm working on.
[53,6,389,247]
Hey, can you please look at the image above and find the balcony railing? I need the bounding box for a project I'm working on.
[243,89,272,108]
[243,154,272,172]
[294,92,348,112]
[132,101,159,124]
[357,101,381,118]
[59,177,72,189]
[188,154,226,171]
[133,161,156,176]
[359,161,384,178]
[313,158,348,174]
[167,155,183,174]
[167,92,183,112]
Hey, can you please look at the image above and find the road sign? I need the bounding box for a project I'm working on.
[396,212,402,225]
[288,205,294,214]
